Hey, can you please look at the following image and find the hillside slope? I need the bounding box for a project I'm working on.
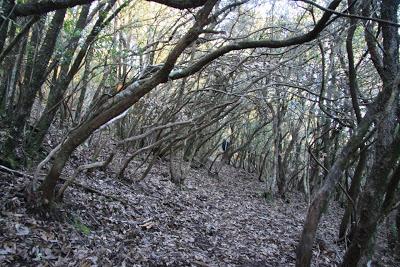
[0,159,397,266]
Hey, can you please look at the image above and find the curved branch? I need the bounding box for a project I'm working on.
[169,0,342,80]
[0,15,39,63]
[13,0,96,17]
[299,0,400,27]
[146,0,207,9]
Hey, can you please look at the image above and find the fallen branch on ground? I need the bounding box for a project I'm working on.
[0,164,131,205]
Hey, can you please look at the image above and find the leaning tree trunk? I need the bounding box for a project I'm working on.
[396,206,400,250]
[341,110,400,266]
[37,0,219,206]
[296,0,399,265]
[74,46,93,122]
[381,166,400,217]
[341,1,400,264]
[0,0,14,53]
[338,149,367,240]
[338,0,367,240]
[0,21,17,110]
[1,10,64,165]
[36,0,344,207]
[25,3,107,154]
[295,89,398,266]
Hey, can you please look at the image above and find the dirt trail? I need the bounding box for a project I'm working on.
[0,161,396,266]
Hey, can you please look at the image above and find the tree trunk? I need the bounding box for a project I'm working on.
[37,0,219,205]
[338,149,367,239]
[296,98,393,266]
[0,21,17,110]
[381,165,400,217]
[396,206,400,248]
[74,46,93,122]
[296,1,399,265]
[1,10,64,165]
[0,0,14,53]
[341,114,400,266]
[338,0,366,239]
[341,0,399,264]
[25,4,105,154]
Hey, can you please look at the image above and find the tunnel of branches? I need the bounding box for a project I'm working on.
[0,0,400,266]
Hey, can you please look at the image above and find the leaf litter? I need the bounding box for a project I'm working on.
[0,154,398,266]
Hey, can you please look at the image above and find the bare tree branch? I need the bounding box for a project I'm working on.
[170,0,342,79]
[298,0,400,27]
[13,0,96,17]
[146,0,207,9]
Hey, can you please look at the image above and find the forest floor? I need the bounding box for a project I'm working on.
[0,147,399,266]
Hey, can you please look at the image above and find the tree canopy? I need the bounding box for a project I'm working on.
[0,0,399,266]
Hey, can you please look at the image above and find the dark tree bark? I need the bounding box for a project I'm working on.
[24,4,93,154]
[342,0,400,265]
[4,38,27,115]
[1,10,65,165]
[0,21,17,110]
[338,149,367,239]
[296,0,400,265]
[0,16,39,64]
[381,166,400,216]
[341,112,400,266]
[0,0,14,53]
[74,46,94,122]
[38,0,220,206]
[36,0,342,207]
[15,10,66,124]
[10,0,208,17]
[147,0,207,9]
[296,69,399,267]
[396,206,400,245]
[13,0,96,17]
[338,0,367,240]
[296,115,371,266]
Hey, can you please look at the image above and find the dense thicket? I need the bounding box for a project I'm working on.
[0,0,399,266]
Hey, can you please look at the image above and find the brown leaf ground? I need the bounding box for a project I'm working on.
[0,156,398,266]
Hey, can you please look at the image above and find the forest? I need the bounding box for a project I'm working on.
[0,0,399,266]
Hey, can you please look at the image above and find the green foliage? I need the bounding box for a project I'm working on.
[72,217,91,235]
[0,154,18,169]
[63,18,76,36]
[261,191,273,202]
[390,222,398,241]
[321,197,330,215]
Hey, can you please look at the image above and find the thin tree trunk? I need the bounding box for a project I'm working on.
[295,95,394,266]
[38,1,219,205]
[0,21,17,110]
[396,206,400,248]
[74,46,93,122]
[296,0,399,265]
[338,149,367,239]
[341,115,400,266]
[338,0,367,239]
[0,0,14,53]
[341,1,400,264]
[25,3,107,154]
[1,10,64,165]
[381,165,400,217]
